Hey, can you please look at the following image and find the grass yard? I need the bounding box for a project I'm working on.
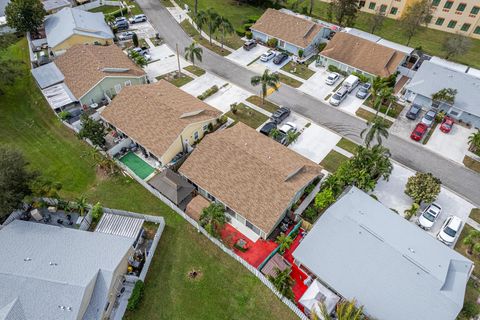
[0,39,297,320]
[320,150,349,173]
[464,156,480,174]
[156,72,194,87]
[336,138,358,154]
[455,224,480,277]
[88,5,120,14]
[225,103,269,129]
[246,95,279,113]
[281,61,315,80]
[184,65,206,76]
[470,209,480,224]
[277,73,303,88]
[364,97,405,119]
[458,279,480,320]
[180,20,231,56]
[355,108,393,128]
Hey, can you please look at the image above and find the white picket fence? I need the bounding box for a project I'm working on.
[114,160,309,320]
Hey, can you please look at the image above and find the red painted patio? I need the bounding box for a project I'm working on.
[283,230,309,305]
[220,223,278,268]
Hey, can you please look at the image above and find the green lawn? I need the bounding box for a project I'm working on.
[364,97,405,119]
[355,108,393,128]
[459,279,480,320]
[281,61,315,80]
[179,20,231,56]
[88,5,120,14]
[156,72,194,87]
[277,73,303,88]
[246,95,279,113]
[184,65,206,76]
[455,224,479,277]
[319,150,349,172]
[336,138,358,154]
[0,39,296,320]
[225,103,269,129]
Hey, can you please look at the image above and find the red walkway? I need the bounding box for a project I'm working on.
[220,223,278,268]
[283,230,309,304]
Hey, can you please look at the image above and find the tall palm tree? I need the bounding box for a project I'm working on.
[199,203,226,237]
[276,233,293,254]
[250,70,280,105]
[194,10,207,32]
[217,16,234,51]
[205,8,221,45]
[319,299,365,320]
[463,229,480,255]
[285,131,299,145]
[360,117,389,148]
[468,130,480,153]
[184,42,203,66]
[268,267,295,300]
[75,195,88,216]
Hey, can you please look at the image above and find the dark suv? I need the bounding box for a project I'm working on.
[406,104,421,120]
[273,53,288,65]
[270,107,291,124]
[243,40,256,51]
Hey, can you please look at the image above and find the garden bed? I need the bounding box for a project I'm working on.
[246,95,279,113]
[277,73,303,88]
[464,156,480,174]
[225,103,269,129]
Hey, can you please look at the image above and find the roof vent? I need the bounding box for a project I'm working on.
[24,257,32,261]
[180,109,205,119]
[408,247,415,254]
[49,262,58,266]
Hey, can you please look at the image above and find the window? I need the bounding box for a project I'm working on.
[456,3,466,11]
[432,0,440,6]
[114,83,122,94]
[474,26,480,34]
[471,6,480,14]
[461,23,471,31]
[193,131,199,140]
[359,0,366,7]
[278,40,285,48]
[444,1,453,9]
[435,17,445,25]
[390,7,398,14]
[369,2,376,9]
[380,4,387,12]
[447,20,457,28]
[246,220,261,235]
[202,124,209,132]
[124,80,131,86]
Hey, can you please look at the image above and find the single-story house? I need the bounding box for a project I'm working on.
[318,32,407,78]
[179,122,323,240]
[293,187,473,320]
[0,220,135,320]
[53,44,147,107]
[44,7,114,55]
[100,80,221,166]
[251,8,330,57]
[404,60,480,128]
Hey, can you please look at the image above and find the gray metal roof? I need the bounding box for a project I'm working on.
[95,213,144,238]
[0,220,134,320]
[31,62,64,89]
[42,0,71,12]
[0,0,8,16]
[41,82,76,109]
[148,169,194,205]
[293,187,472,320]
[406,61,480,117]
[44,7,114,48]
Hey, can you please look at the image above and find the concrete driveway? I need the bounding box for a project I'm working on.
[374,163,474,245]
[205,84,252,113]
[248,53,291,74]
[337,86,367,115]
[226,44,269,67]
[128,21,157,39]
[424,124,475,164]
[144,45,189,79]
[390,105,426,140]
[299,68,342,102]
[181,73,228,97]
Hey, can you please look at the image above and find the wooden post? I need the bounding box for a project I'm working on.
[176,43,181,77]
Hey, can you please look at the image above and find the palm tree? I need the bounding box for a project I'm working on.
[204,8,221,45]
[217,16,234,51]
[199,203,226,237]
[31,178,62,198]
[468,130,480,153]
[268,267,295,300]
[360,117,389,148]
[463,229,480,255]
[431,88,457,106]
[184,42,203,66]
[276,233,293,254]
[319,299,365,320]
[250,70,280,105]
[75,195,88,216]
[194,10,207,32]
[285,131,299,145]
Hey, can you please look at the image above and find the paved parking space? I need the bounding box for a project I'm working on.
[336,86,366,115]
[205,84,252,113]
[128,21,157,39]
[226,44,269,67]
[248,53,291,74]
[374,163,474,245]
[298,68,340,102]
[423,123,475,164]
[144,46,189,79]
[390,106,425,139]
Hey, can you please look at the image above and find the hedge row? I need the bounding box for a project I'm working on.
[127,280,145,311]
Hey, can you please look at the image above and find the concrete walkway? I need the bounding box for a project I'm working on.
[467,218,480,231]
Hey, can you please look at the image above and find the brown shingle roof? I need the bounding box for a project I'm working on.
[54,44,145,99]
[100,81,221,159]
[251,9,323,48]
[179,123,323,235]
[320,32,406,77]
[185,195,210,222]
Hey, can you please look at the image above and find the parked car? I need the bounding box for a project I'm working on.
[410,123,428,141]
[421,109,437,127]
[440,116,454,133]
[114,20,129,31]
[405,104,422,120]
[356,82,371,99]
[329,87,348,106]
[129,14,147,24]
[115,17,128,24]
[270,107,291,124]
[417,203,442,230]
[325,72,340,86]
[117,31,135,41]
[260,50,276,62]
[279,122,297,145]
[342,74,359,93]
[131,47,151,61]
[243,39,256,51]
[259,121,277,136]
[273,53,288,65]
[437,216,462,245]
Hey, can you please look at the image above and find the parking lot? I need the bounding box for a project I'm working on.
[248,51,291,74]
[374,163,474,246]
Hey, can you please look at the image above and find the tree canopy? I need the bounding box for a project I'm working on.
[404,172,441,204]
[78,114,106,147]
[5,0,46,32]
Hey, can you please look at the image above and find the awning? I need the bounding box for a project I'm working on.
[41,83,77,110]
[299,280,340,317]
[95,212,144,239]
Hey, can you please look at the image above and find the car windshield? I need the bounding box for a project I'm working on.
[332,93,341,100]
[422,211,436,222]
[444,226,457,237]
[328,75,336,80]
[443,123,452,128]
[425,113,434,120]
[359,87,368,93]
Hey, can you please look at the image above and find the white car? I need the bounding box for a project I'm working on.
[329,87,348,106]
[129,14,147,24]
[131,47,152,61]
[325,72,340,85]
[117,31,135,41]
[260,51,276,62]
[417,203,441,230]
[437,216,462,245]
[279,122,297,135]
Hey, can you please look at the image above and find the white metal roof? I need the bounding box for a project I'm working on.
[31,62,64,89]
[95,212,144,239]
[429,56,468,73]
[41,83,76,109]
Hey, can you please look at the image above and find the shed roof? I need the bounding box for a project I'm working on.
[293,187,472,320]
[41,82,76,109]
[260,253,290,277]
[42,0,71,12]
[95,212,144,238]
[31,62,64,89]
[148,169,194,205]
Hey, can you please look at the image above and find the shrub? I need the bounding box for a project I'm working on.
[297,49,304,58]
[314,188,335,211]
[317,42,327,52]
[127,280,145,311]
[230,103,238,114]
[246,15,259,23]
[106,7,128,18]
[404,203,419,220]
[267,38,278,48]
[327,64,348,76]
[197,85,219,100]
[58,110,70,121]
[245,31,253,39]
[405,172,441,204]
[243,23,253,31]
[235,27,246,37]
[304,183,316,195]
[91,202,103,222]
[461,302,480,318]
[435,110,446,123]
[303,206,318,222]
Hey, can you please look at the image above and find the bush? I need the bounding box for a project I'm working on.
[267,38,278,48]
[235,27,246,37]
[297,49,304,58]
[303,206,318,222]
[317,42,327,52]
[404,203,419,220]
[230,103,238,114]
[245,31,253,39]
[197,85,219,100]
[314,188,335,211]
[461,302,480,318]
[127,280,145,311]
[246,15,259,23]
[58,110,70,121]
[91,202,103,222]
[243,23,253,31]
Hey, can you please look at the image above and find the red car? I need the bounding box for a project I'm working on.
[440,116,454,133]
[411,123,428,141]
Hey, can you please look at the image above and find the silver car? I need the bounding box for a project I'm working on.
[329,87,348,106]
[421,109,437,127]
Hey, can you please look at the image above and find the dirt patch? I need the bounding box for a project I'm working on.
[187,268,203,281]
